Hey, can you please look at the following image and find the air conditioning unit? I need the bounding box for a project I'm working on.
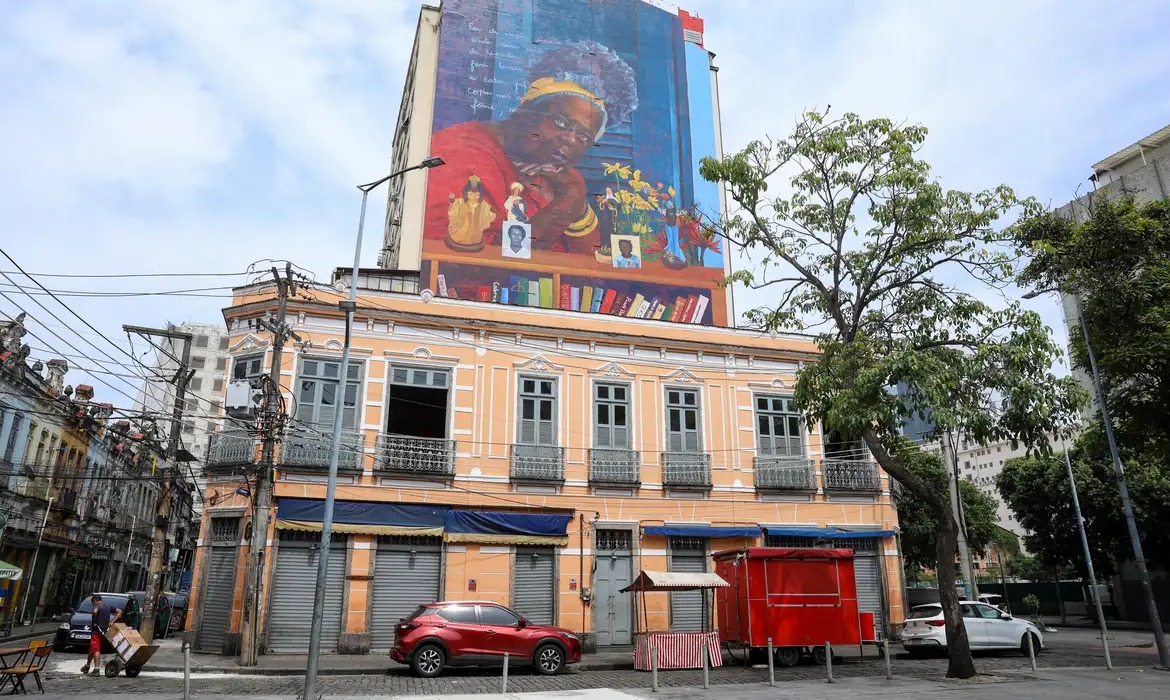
[225,378,262,415]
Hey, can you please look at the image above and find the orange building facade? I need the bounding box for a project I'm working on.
[186,278,903,655]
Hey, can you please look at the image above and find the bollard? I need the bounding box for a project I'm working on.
[502,652,509,693]
[825,641,834,683]
[651,646,659,693]
[183,637,191,700]
[702,641,710,690]
[1025,633,1037,671]
[883,638,892,680]
[767,638,775,687]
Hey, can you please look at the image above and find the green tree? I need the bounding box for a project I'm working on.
[1012,197,1170,569]
[1014,197,1170,444]
[700,111,1083,678]
[895,449,1001,571]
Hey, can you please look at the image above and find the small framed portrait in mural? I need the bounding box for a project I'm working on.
[501,222,533,259]
[611,235,642,269]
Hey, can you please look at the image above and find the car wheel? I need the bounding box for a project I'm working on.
[1020,632,1041,656]
[810,645,828,665]
[53,641,67,653]
[774,647,801,668]
[411,644,446,678]
[534,643,565,675]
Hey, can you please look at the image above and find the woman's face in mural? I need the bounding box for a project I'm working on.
[466,188,482,205]
[510,95,603,167]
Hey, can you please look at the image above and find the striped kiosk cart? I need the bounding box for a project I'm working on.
[622,570,729,671]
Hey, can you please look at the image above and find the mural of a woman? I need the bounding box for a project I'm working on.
[426,41,638,253]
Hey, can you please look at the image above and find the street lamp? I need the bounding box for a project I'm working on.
[302,156,445,700]
[1023,288,1169,668]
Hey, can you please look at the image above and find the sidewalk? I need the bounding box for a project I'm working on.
[124,637,645,675]
[31,667,1170,700]
[1,621,61,644]
[1042,615,1170,633]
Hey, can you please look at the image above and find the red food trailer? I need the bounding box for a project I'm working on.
[713,547,877,667]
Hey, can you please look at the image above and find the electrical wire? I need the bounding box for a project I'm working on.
[0,271,254,279]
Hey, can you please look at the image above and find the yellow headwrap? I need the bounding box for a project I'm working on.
[519,77,606,110]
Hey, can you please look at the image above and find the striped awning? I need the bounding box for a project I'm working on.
[621,570,728,592]
[0,560,23,581]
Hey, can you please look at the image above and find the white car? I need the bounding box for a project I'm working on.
[901,601,1044,656]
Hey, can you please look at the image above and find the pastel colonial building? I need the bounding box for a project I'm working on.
[187,272,902,655]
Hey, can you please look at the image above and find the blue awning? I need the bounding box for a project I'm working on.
[444,510,572,545]
[764,526,895,540]
[275,498,449,536]
[643,525,762,538]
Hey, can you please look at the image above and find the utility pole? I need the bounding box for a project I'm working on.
[1072,296,1170,668]
[124,324,193,643]
[240,265,298,667]
[944,431,977,600]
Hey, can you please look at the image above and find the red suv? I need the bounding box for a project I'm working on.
[391,601,582,677]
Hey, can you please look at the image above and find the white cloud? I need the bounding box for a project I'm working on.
[1,0,1167,400]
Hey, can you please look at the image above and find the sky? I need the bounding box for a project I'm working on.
[2,0,1169,411]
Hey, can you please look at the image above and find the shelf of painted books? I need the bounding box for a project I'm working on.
[422,240,726,326]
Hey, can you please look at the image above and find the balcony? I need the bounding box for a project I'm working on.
[662,452,712,488]
[510,444,565,482]
[753,456,816,491]
[281,426,365,473]
[207,430,255,469]
[589,448,641,485]
[823,459,881,492]
[375,433,455,478]
[60,488,78,514]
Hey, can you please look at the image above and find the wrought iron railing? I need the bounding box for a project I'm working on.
[375,433,455,476]
[206,430,255,468]
[60,488,78,513]
[662,451,712,487]
[753,456,816,490]
[281,425,365,472]
[588,448,640,485]
[510,444,565,481]
[823,459,881,492]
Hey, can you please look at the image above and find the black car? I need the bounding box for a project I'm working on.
[126,591,183,637]
[53,593,140,652]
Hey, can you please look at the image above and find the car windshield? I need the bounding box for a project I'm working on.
[908,605,943,619]
[76,596,128,614]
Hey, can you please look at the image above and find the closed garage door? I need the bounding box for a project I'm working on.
[512,547,555,626]
[198,518,240,653]
[267,532,346,653]
[853,553,885,637]
[370,536,442,652]
[669,537,707,632]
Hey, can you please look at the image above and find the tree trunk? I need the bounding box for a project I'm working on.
[934,509,978,678]
[860,430,977,678]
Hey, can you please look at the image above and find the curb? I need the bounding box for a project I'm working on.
[139,659,638,676]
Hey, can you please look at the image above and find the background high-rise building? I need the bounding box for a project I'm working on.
[1054,124,1170,417]
[135,321,230,515]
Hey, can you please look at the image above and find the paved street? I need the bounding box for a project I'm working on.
[21,667,1170,700]
[34,625,1163,697]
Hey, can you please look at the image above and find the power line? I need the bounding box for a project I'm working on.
[0,305,145,407]
[0,271,253,279]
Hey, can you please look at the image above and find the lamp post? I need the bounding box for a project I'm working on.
[1023,289,1169,668]
[302,156,444,700]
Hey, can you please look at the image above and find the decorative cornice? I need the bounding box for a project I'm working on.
[513,354,565,374]
[663,367,703,384]
[589,361,635,379]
